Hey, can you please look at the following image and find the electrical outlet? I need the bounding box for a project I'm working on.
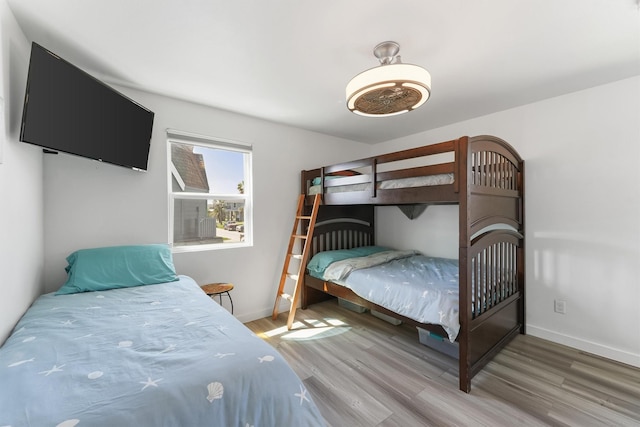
[554,299,566,314]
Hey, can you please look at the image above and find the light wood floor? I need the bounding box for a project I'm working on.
[245,299,640,427]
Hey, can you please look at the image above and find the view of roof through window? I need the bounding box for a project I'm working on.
[193,146,244,194]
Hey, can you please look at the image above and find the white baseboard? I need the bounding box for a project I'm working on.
[236,303,291,324]
[235,308,271,324]
[527,324,640,368]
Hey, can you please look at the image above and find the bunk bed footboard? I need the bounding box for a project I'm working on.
[459,229,525,392]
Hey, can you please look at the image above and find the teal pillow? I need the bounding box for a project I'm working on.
[307,246,390,278]
[313,176,340,186]
[56,244,179,295]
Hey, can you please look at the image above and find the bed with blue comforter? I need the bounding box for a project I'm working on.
[0,245,325,427]
[308,247,460,342]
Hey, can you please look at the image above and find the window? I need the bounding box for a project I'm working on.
[167,129,252,251]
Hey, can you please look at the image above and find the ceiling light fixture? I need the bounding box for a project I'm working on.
[346,41,431,117]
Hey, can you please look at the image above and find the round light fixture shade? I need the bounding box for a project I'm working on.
[346,41,431,117]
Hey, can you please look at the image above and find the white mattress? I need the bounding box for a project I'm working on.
[308,173,454,195]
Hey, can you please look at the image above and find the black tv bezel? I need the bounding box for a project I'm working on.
[19,42,155,171]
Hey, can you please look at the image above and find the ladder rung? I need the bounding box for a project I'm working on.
[286,273,299,281]
[296,215,312,220]
[290,254,303,260]
[280,293,294,303]
[292,234,307,239]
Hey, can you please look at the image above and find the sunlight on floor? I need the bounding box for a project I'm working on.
[259,318,351,341]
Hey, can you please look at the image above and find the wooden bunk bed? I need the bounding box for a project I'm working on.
[299,135,525,393]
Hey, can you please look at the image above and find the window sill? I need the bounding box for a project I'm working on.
[171,241,251,253]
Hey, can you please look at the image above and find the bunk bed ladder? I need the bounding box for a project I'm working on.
[272,193,321,330]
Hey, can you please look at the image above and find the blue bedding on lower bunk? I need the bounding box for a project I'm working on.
[0,276,325,427]
[339,254,460,341]
[311,248,460,342]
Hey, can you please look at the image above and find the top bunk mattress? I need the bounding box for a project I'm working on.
[308,173,454,195]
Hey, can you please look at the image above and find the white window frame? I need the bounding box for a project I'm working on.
[167,129,253,253]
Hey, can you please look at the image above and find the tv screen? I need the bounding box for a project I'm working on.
[20,42,154,171]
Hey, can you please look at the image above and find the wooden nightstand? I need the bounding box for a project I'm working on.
[200,283,234,314]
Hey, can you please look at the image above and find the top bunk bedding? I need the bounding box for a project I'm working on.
[302,135,524,209]
[0,246,325,427]
[307,173,455,195]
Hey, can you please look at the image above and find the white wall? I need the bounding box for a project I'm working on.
[373,76,640,367]
[0,1,44,344]
[42,86,369,322]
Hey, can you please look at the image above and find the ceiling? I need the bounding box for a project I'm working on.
[6,0,640,144]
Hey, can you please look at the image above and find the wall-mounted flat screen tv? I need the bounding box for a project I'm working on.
[20,42,154,171]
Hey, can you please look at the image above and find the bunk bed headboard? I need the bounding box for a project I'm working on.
[306,205,375,261]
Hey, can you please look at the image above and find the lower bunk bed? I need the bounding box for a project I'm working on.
[0,244,325,427]
[301,206,525,393]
